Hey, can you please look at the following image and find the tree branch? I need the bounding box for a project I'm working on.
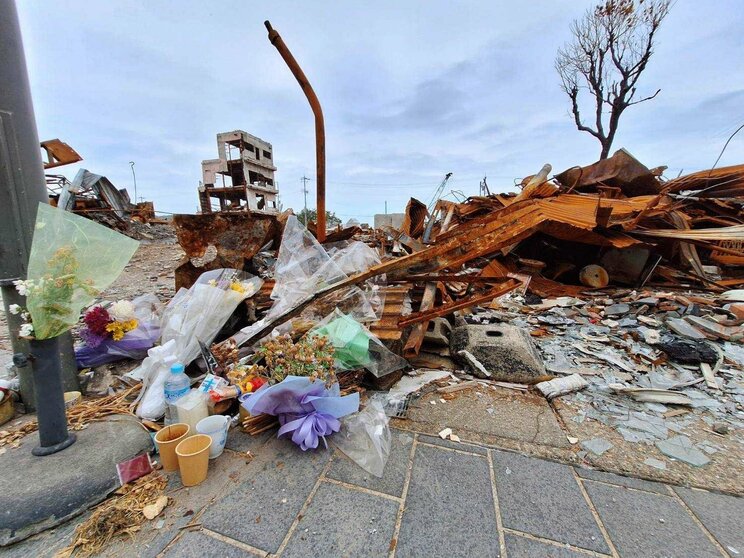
[626,87,661,106]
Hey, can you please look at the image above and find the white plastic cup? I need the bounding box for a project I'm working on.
[195,415,230,459]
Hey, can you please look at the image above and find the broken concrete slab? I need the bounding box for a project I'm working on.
[655,435,710,467]
[450,322,548,383]
[685,315,743,342]
[666,318,707,340]
[403,385,570,449]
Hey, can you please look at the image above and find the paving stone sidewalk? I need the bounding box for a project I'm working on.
[8,427,744,557]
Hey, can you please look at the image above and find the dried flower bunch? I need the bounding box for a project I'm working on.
[259,334,336,385]
[13,246,98,339]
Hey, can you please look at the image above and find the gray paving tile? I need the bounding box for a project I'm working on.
[162,530,255,557]
[575,467,668,494]
[584,480,721,558]
[282,482,398,558]
[327,429,413,497]
[224,428,274,454]
[199,436,331,553]
[504,533,592,558]
[417,433,488,455]
[491,449,608,553]
[675,487,744,556]
[397,444,500,557]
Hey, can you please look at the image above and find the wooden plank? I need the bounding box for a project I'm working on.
[398,280,521,328]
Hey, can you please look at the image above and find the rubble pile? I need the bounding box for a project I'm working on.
[3,149,743,523]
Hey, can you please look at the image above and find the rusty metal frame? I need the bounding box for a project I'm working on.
[398,279,522,328]
[264,20,326,241]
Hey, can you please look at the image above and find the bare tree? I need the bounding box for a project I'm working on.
[556,0,671,159]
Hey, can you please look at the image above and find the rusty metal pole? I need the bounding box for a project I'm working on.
[264,20,326,242]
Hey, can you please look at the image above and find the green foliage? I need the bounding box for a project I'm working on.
[297,208,342,227]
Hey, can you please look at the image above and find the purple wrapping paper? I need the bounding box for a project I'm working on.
[242,375,360,451]
[75,323,161,368]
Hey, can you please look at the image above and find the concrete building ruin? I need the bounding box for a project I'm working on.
[199,130,279,213]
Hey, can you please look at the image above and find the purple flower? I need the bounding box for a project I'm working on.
[79,327,107,349]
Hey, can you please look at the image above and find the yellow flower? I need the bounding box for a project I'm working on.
[105,319,138,341]
[229,282,246,294]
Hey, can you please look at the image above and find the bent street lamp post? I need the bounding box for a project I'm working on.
[264,20,327,242]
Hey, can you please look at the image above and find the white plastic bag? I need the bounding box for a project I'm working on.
[134,269,262,419]
[334,402,391,478]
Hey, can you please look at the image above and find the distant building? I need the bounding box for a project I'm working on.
[199,130,279,213]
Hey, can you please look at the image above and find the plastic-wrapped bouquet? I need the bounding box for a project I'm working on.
[241,376,359,451]
[13,204,138,340]
[134,269,263,420]
[75,295,162,368]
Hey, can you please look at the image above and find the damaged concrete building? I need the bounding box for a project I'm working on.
[199,130,280,214]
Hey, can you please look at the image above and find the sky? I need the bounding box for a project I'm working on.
[16,1,744,224]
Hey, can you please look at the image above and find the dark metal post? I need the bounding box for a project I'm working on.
[264,20,327,242]
[1,0,77,453]
[16,342,76,455]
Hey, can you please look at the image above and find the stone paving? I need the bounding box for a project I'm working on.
[6,427,743,557]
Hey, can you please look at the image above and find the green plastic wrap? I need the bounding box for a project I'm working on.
[311,312,372,369]
[25,203,139,339]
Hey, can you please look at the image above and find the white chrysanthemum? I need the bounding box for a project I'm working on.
[13,280,32,296]
[8,304,21,315]
[109,300,136,321]
[19,323,34,337]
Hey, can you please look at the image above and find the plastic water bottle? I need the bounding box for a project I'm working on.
[163,363,190,425]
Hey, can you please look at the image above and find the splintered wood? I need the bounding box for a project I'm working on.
[55,472,168,558]
[242,413,278,435]
[0,384,141,449]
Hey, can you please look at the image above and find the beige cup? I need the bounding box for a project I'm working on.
[154,423,190,472]
[175,434,212,486]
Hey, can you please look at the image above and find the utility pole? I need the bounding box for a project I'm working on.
[385,201,387,215]
[129,161,137,204]
[301,175,309,225]
[480,175,490,196]
[0,0,77,454]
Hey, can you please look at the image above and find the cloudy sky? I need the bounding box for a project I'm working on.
[17,1,744,223]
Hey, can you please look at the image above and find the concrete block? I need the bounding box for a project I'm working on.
[0,415,153,546]
[423,317,451,347]
[450,323,548,382]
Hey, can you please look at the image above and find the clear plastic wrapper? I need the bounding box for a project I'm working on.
[334,402,391,478]
[307,309,408,378]
[135,269,262,419]
[25,203,139,339]
[75,294,163,368]
[232,216,382,347]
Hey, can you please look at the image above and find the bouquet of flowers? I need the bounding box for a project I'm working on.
[241,376,359,451]
[74,295,162,368]
[134,269,263,420]
[16,203,138,340]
